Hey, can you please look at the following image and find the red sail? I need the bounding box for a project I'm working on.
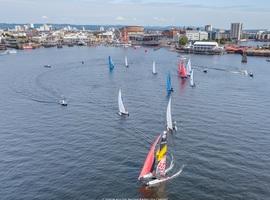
[178,61,187,78]
[138,135,161,180]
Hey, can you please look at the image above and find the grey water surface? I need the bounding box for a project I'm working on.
[0,46,269,200]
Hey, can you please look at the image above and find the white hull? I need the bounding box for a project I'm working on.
[146,165,185,187]
[118,111,129,116]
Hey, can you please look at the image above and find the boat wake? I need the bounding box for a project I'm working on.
[193,64,250,76]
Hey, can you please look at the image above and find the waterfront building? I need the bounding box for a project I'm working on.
[199,31,209,40]
[186,30,199,41]
[230,23,242,41]
[97,31,114,42]
[211,30,230,40]
[119,26,144,43]
[256,31,270,41]
[185,30,208,41]
[193,41,224,54]
[128,34,161,46]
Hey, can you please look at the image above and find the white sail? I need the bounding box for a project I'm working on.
[118,89,128,115]
[125,56,128,67]
[190,69,195,87]
[187,59,192,76]
[152,61,157,74]
[166,97,173,130]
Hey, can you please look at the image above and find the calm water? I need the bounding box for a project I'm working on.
[0,46,270,200]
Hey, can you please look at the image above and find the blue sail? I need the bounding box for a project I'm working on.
[166,72,172,94]
[108,56,114,71]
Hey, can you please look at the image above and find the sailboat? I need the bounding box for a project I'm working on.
[186,59,192,76]
[190,69,195,87]
[59,96,67,106]
[118,89,129,116]
[178,60,187,78]
[152,61,157,75]
[166,97,177,132]
[125,56,129,67]
[108,56,115,71]
[138,131,184,186]
[166,73,174,94]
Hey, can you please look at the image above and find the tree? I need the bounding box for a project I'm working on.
[179,36,188,46]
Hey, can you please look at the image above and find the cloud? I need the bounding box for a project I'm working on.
[115,16,125,21]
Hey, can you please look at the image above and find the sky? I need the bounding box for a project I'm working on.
[0,0,269,29]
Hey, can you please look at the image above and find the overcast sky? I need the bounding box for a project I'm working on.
[0,0,269,29]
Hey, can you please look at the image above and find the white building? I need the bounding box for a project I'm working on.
[199,31,209,40]
[186,30,199,41]
[185,30,208,41]
[230,23,242,41]
[193,41,222,51]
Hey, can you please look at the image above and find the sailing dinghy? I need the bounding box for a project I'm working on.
[138,131,184,186]
[178,60,187,78]
[108,56,115,71]
[190,69,195,87]
[152,61,157,75]
[186,59,192,76]
[166,73,174,94]
[118,89,129,116]
[166,97,177,132]
[125,56,129,68]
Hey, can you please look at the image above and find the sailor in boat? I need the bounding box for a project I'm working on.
[59,96,67,106]
[154,131,168,179]
[249,72,254,78]
[173,121,177,131]
[59,99,67,106]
